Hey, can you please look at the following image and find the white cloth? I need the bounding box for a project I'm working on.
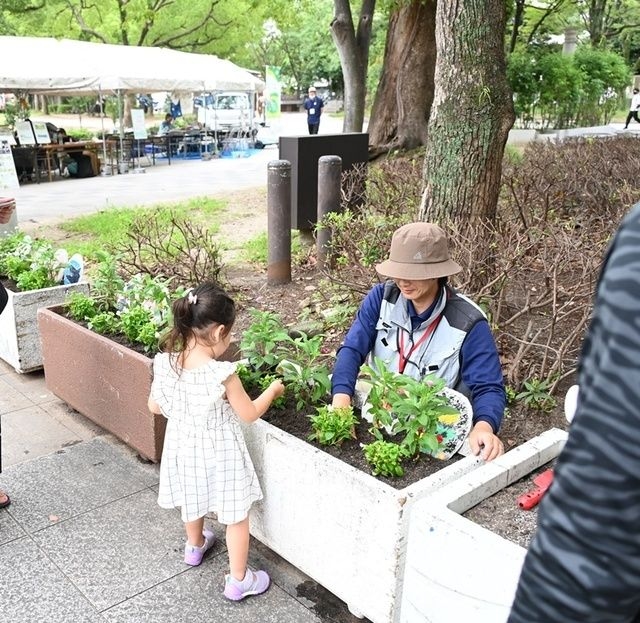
[151,353,262,524]
[630,93,640,111]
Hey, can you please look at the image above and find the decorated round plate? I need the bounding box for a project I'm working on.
[355,382,473,461]
[433,387,473,460]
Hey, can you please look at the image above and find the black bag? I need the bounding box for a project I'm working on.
[69,153,96,178]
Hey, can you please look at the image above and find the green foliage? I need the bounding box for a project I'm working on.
[362,358,460,458]
[515,377,556,412]
[66,258,184,353]
[239,309,331,410]
[239,309,291,375]
[0,232,69,291]
[277,332,332,410]
[362,439,406,477]
[508,46,631,129]
[308,405,357,447]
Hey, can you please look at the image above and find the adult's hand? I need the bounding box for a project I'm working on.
[468,421,504,461]
[331,393,352,409]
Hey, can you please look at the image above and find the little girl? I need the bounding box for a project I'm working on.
[148,283,284,601]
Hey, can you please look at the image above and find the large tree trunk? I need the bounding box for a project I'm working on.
[419,0,514,224]
[367,0,436,154]
[331,0,376,133]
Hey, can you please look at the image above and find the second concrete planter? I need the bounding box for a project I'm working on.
[37,306,165,462]
[0,282,89,373]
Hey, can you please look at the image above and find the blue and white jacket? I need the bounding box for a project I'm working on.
[331,281,505,432]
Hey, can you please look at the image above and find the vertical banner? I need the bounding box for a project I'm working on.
[265,65,282,120]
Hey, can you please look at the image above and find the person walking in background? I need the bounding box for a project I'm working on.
[331,222,506,461]
[623,87,640,129]
[0,198,16,509]
[304,86,324,135]
[148,283,284,601]
[508,201,640,622]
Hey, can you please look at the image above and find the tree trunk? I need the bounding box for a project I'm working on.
[368,0,436,153]
[331,0,376,133]
[419,0,514,224]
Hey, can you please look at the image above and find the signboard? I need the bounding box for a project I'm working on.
[0,139,19,191]
[15,120,36,146]
[32,121,52,144]
[131,109,148,140]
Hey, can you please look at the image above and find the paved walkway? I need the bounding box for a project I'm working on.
[12,112,348,225]
[0,362,366,623]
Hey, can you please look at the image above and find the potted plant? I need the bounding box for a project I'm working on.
[236,310,482,623]
[0,231,88,373]
[37,255,184,463]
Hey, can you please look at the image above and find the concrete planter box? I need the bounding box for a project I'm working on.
[37,305,165,462]
[0,282,89,373]
[242,418,485,623]
[399,427,568,623]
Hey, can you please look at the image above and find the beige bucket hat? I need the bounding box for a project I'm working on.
[375,222,462,280]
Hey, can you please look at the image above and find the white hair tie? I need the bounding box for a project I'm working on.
[187,291,198,305]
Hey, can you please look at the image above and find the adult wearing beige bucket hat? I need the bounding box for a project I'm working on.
[331,222,505,461]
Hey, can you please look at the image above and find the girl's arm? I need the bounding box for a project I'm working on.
[224,374,284,423]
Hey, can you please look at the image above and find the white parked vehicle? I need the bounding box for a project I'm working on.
[195,91,258,141]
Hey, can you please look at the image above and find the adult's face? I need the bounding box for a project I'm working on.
[394,278,439,313]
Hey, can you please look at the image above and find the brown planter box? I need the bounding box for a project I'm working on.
[37,306,166,462]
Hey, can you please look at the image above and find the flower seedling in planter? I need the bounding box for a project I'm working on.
[0,232,88,373]
[66,255,184,353]
[308,405,358,446]
[362,440,407,477]
[362,356,466,464]
[0,231,81,291]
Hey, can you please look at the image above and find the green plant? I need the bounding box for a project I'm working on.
[515,377,556,412]
[362,440,407,477]
[362,357,460,457]
[239,309,291,380]
[308,405,357,446]
[67,261,184,353]
[0,232,69,291]
[277,332,332,410]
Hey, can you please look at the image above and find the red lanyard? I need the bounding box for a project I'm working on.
[397,316,441,374]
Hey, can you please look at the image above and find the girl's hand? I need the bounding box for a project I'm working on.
[0,202,15,224]
[269,380,285,400]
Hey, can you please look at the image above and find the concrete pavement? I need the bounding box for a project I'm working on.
[14,112,347,225]
[0,361,367,623]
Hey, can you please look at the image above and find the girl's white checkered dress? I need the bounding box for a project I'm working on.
[151,353,262,524]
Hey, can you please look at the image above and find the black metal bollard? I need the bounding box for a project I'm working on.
[316,155,342,270]
[267,159,292,285]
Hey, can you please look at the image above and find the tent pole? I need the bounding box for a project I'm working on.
[98,86,109,175]
[118,89,124,171]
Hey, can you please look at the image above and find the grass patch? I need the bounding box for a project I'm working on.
[59,196,227,259]
[242,230,305,266]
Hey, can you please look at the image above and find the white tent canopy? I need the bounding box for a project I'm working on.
[0,36,264,95]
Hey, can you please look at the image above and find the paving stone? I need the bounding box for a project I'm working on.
[0,537,107,623]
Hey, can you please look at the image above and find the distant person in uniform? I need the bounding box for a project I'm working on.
[304,87,324,135]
